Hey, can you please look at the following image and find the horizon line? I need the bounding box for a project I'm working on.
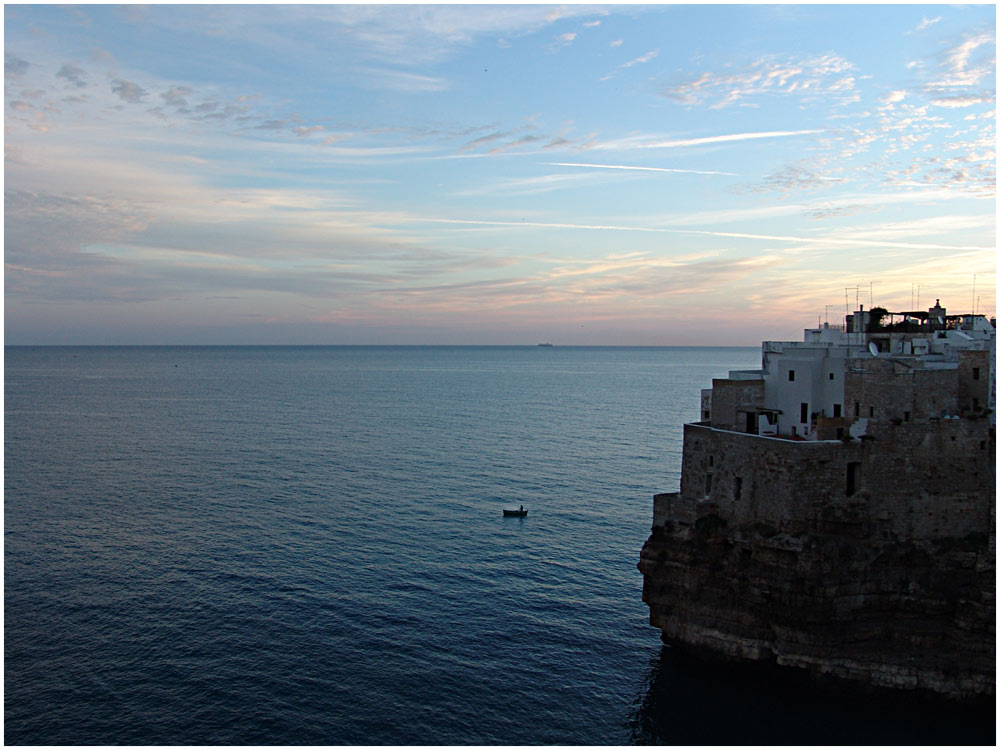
[4,342,761,349]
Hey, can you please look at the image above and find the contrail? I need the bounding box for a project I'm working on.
[417,218,993,252]
[590,129,825,151]
[635,129,824,149]
[545,162,737,176]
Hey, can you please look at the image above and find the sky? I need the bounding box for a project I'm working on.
[4,3,996,345]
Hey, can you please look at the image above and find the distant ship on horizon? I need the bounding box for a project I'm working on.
[537,342,554,347]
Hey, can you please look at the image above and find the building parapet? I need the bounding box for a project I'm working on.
[726,369,764,381]
[686,421,845,444]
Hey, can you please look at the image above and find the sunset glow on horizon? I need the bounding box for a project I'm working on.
[5,4,996,345]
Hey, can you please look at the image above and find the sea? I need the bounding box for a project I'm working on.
[4,345,993,745]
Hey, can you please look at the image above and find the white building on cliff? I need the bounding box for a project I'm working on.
[702,300,995,442]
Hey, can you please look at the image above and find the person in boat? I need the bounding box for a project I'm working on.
[519,505,523,512]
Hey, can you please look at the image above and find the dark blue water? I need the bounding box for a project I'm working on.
[5,346,993,745]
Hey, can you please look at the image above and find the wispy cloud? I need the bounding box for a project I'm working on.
[880,90,907,105]
[161,86,191,106]
[909,16,942,34]
[57,63,87,88]
[548,32,577,53]
[458,128,527,153]
[734,28,996,200]
[110,78,146,103]
[601,49,659,81]
[543,137,573,150]
[419,217,678,234]
[653,188,980,228]
[488,134,543,154]
[663,54,859,108]
[4,176,485,308]
[5,52,30,80]
[622,50,659,68]
[455,171,606,197]
[355,67,450,92]
[746,163,841,195]
[930,93,992,108]
[374,251,785,318]
[295,125,325,138]
[178,5,605,67]
[926,31,995,91]
[803,203,877,220]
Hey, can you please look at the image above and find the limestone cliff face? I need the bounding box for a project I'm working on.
[638,489,995,699]
[639,413,996,700]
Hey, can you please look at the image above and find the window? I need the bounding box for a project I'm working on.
[703,410,710,420]
[854,401,860,417]
[836,428,844,439]
[973,367,981,380]
[788,370,795,382]
[846,462,861,497]
[973,397,980,410]
[800,402,809,423]
[833,404,842,418]
[869,406,875,418]
[903,411,910,422]
[733,477,743,502]
[709,455,714,467]
[705,473,713,496]
[829,373,834,380]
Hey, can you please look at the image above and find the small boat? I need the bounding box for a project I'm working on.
[503,506,528,517]
[537,343,553,347]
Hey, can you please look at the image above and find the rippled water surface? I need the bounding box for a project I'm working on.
[6,346,992,744]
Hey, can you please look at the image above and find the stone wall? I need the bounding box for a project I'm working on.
[843,358,957,424]
[706,378,763,433]
[676,421,993,540]
[958,349,991,414]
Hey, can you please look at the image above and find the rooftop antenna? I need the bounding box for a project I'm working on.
[868,280,882,308]
[972,273,976,314]
[845,285,860,312]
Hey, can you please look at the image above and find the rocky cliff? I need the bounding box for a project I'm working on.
[638,490,995,700]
